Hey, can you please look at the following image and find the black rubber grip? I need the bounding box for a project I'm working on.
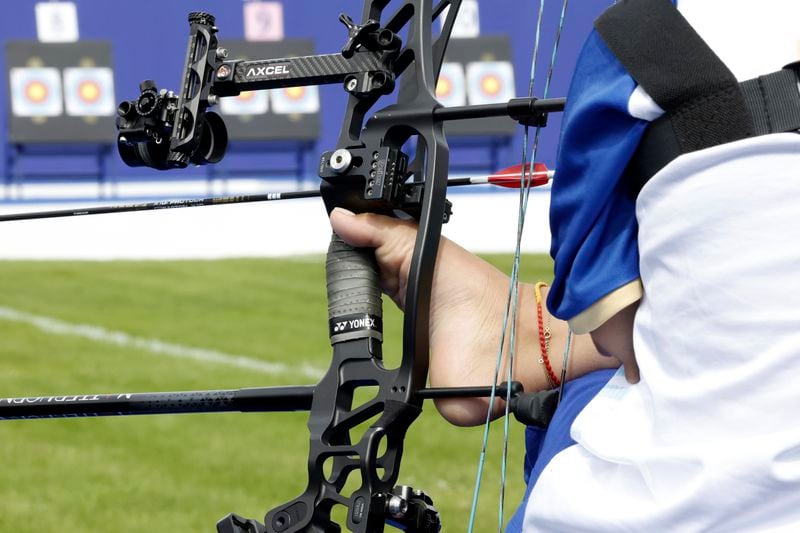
[326,233,383,344]
[510,389,559,429]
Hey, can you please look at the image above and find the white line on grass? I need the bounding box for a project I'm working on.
[0,306,324,380]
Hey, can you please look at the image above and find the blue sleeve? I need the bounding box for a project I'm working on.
[546,30,649,322]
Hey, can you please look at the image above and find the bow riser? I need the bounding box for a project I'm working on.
[290,1,460,530]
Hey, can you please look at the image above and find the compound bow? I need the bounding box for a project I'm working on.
[0,1,570,531]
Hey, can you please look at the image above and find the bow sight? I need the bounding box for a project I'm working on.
[2,2,567,532]
[116,12,229,170]
[115,10,401,172]
[114,7,562,219]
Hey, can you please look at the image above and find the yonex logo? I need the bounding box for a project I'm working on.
[333,317,377,332]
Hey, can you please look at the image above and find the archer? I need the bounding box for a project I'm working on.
[334,0,800,530]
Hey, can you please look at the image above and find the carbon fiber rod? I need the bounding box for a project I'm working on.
[432,96,566,121]
[0,382,523,420]
[0,386,315,420]
[0,190,320,223]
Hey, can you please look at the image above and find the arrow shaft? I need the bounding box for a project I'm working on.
[0,190,322,223]
[0,169,553,223]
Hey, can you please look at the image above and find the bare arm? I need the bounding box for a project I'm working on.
[330,209,619,426]
[427,280,619,426]
[589,301,639,383]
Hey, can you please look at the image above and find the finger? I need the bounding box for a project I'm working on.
[329,208,410,249]
[623,359,640,384]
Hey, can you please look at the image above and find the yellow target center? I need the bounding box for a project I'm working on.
[436,77,453,98]
[26,81,48,103]
[284,87,306,100]
[480,75,501,96]
[78,81,101,103]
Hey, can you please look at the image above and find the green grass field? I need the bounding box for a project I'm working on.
[0,255,553,532]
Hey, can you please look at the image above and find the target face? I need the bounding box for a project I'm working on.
[435,62,466,107]
[270,85,319,114]
[63,67,115,116]
[10,67,63,117]
[220,90,270,115]
[466,61,515,105]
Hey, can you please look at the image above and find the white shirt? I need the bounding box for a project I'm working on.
[525,2,800,530]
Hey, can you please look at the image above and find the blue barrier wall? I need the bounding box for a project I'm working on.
[1,0,608,181]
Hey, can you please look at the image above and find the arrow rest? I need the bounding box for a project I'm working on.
[319,146,453,223]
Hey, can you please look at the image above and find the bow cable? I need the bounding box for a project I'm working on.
[467,0,570,530]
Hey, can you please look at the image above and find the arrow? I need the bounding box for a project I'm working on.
[0,163,553,223]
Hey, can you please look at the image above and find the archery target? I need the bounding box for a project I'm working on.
[436,62,466,107]
[63,67,115,116]
[219,90,269,115]
[270,85,320,114]
[466,61,515,105]
[10,67,63,117]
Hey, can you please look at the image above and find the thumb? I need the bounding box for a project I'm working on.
[330,208,408,249]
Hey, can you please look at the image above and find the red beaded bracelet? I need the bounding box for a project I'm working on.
[534,282,560,388]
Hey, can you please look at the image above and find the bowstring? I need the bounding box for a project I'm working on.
[497,0,570,528]
[466,0,570,530]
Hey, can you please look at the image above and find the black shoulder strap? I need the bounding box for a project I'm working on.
[595,0,754,152]
[741,66,800,136]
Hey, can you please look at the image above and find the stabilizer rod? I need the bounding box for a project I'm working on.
[0,386,315,420]
[0,382,522,420]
